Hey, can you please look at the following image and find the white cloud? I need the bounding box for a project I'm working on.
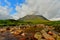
[13,0,60,21]
[49,18,60,21]
[12,4,36,20]
[0,0,13,20]
[0,6,12,19]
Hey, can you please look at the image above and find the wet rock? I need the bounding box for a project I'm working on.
[56,35,60,40]
[41,30,55,40]
[34,32,42,40]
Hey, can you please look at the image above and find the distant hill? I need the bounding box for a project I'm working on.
[20,15,48,20]
[19,15,49,24]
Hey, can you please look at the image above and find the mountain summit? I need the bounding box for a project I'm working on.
[20,15,48,20]
[18,15,49,24]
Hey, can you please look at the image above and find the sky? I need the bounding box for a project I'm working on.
[0,0,26,20]
[0,0,60,21]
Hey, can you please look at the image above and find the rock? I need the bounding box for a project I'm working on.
[36,24,45,28]
[34,32,42,40]
[58,33,60,36]
[52,32,57,39]
[48,31,53,35]
[41,30,55,40]
[56,35,60,40]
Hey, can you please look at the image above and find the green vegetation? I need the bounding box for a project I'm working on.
[0,19,26,26]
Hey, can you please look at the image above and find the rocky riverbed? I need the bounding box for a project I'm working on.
[0,24,60,40]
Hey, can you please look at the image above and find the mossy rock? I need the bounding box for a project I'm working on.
[56,35,60,40]
[34,32,42,40]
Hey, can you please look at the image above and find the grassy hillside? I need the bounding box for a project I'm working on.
[0,19,26,26]
[20,15,48,20]
[0,15,60,26]
[20,15,49,24]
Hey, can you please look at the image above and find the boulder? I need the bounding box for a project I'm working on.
[41,30,55,40]
[34,32,42,40]
[56,35,60,40]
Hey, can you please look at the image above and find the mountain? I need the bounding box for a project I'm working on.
[19,15,49,24]
[20,15,48,20]
[0,15,49,26]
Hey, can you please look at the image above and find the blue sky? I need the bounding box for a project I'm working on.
[0,0,26,15]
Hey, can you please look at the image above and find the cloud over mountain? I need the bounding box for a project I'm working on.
[13,0,60,20]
